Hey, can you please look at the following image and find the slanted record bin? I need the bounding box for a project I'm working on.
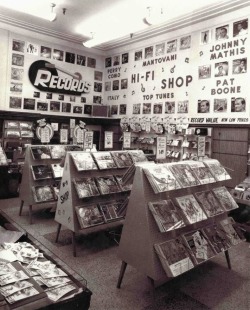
[0,210,92,310]
[117,165,233,294]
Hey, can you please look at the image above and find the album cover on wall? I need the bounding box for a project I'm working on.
[154,238,195,277]
[148,200,185,232]
[75,204,104,229]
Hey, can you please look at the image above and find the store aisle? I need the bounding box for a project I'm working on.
[0,197,250,310]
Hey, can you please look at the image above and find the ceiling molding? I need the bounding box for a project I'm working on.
[0,13,84,44]
[0,0,249,51]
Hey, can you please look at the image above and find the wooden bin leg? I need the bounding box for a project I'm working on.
[72,231,76,257]
[19,200,24,216]
[147,276,155,300]
[55,224,62,243]
[29,205,32,225]
[117,261,128,288]
[224,249,231,270]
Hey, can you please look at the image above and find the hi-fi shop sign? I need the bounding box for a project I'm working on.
[29,60,91,95]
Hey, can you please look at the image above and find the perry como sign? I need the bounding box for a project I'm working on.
[29,60,91,95]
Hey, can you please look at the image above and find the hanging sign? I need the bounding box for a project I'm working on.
[156,136,167,159]
[36,118,54,142]
[84,131,94,150]
[104,131,113,149]
[123,132,131,149]
[60,129,68,143]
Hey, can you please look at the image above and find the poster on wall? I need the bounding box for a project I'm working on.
[104,131,113,149]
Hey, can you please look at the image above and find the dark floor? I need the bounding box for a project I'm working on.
[0,197,250,310]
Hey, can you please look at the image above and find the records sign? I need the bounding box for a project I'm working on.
[197,136,206,157]
[60,129,68,143]
[104,131,113,149]
[123,132,131,149]
[84,131,94,150]
[156,136,166,159]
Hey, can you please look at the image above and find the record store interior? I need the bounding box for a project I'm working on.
[0,0,250,309]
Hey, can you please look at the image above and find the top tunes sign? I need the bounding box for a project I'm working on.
[29,60,91,95]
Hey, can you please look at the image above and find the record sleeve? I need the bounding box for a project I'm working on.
[98,200,125,222]
[32,185,56,203]
[212,186,239,211]
[203,159,231,181]
[31,165,53,180]
[218,217,243,246]
[73,178,100,198]
[194,190,224,217]
[187,161,216,184]
[75,204,104,229]
[168,163,200,188]
[182,229,216,264]
[127,150,148,163]
[143,164,181,193]
[30,146,51,160]
[202,224,232,253]
[154,238,195,277]
[148,200,185,232]
[95,175,121,195]
[51,163,64,178]
[71,152,98,171]
[175,194,207,224]
[92,151,117,169]
[114,175,133,192]
[49,145,66,159]
[111,151,133,168]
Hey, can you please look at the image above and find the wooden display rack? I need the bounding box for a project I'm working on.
[19,145,63,224]
[55,151,129,257]
[117,165,234,294]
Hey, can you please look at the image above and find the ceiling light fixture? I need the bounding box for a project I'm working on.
[49,3,57,22]
[144,6,166,26]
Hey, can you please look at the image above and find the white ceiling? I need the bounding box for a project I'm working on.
[0,0,249,51]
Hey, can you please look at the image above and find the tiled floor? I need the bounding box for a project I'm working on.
[1,197,250,310]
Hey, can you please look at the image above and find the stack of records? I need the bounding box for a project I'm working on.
[154,238,195,277]
[187,161,216,184]
[75,204,104,229]
[203,159,231,181]
[73,178,100,198]
[92,152,117,169]
[182,229,216,264]
[212,186,239,211]
[127,150,148,163]
[71,152,98,171]
[32,185,56,203]
[194,190,224,217]
[168,162,201,188]
[175,194,207,224]
[31,165,53,180]
[148,200,186,232]
[95,176,121,195]
[144,164,181,193]
[111,151,133,168]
